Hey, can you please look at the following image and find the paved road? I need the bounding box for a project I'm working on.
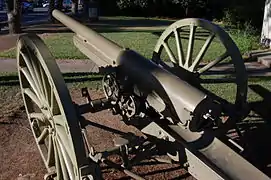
[0,11,48,25]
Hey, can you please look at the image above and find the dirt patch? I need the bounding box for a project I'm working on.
[0,87,193,180]
[0,34,20,52]
[0,87,46,180]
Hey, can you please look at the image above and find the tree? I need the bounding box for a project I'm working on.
[223,0,266,28]
[5,0,21,34]
[71,0,78,15]
[48,0,55,22]
[82,0,89,18]
[56,0,63,10]
[171,0,206,17]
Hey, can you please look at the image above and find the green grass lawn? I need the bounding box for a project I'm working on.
[0,19,265,114]
[0,71,270,106]
[0,27,260,61]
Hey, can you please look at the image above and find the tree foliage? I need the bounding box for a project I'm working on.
[102,0,267,29]
[222,0,266,29]
[116,0,148,9]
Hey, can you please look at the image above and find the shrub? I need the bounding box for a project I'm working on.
[221,0,266,30]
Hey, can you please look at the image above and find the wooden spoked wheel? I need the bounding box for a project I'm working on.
[153,18,248,112]
[17,34,91,180]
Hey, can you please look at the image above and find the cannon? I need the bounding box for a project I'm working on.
[15,9,270,180]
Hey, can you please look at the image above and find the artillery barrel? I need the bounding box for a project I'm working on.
[52,9,123,67]
[52,10,209,125]
[52,10,270,180]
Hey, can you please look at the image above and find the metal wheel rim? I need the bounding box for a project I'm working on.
[153,18,248,110]
[16,34,88,180]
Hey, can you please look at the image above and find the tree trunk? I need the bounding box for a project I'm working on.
[48,0,55,22]
[71,0,78,15]
[13,0,21,32]
[185,5,190,17]
[82,0,89,19]
[56,0,63,10]
[5,0,21,34]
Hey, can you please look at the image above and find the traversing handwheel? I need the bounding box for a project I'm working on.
[17,34,98,180]
[152,18,248,113]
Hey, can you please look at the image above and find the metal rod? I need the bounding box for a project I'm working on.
[153,157,174,164]
[79,98,113,114]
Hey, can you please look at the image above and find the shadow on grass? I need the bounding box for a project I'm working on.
[249,84,271,121]
[0,72,102,86]
[165,60,271,79]
[235,84,271,177]
[21,24,166,35]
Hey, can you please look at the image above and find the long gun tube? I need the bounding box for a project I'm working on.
[52,10,123,67]
[52,10,270,180]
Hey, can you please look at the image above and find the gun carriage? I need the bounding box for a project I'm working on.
[15,9,270,180]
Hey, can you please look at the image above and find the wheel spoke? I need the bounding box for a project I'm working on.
[22,46,46,98]
[23,88,43,109]
[20,51,43,97]
[185,24,196,68]
[20,67,42,101]
[37,127,49,144]
[53,137,62,180]
[55,125,74,162]
[162,41,177,64]
[46,134,54,167]
[174,29,185,66]
[198,52,229,74]
[53,115,66,128]
[50,85,54,111]
[56,138,70,180]
[50,87,60,115]
[31,53,46,99]
[56,134,75,180]
[190,33,215,71]
[40,63,50,104]
[200,77,236,84]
